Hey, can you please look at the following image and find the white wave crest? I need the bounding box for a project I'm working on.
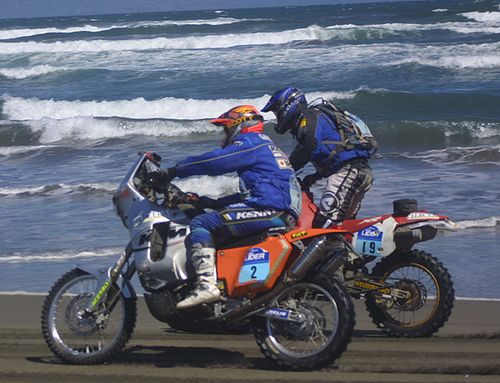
[1,90,356,122]
[0,145,55,156]
[24,117,220,142]
[456,217,500,229]
[0,177,238,198]
[444,122,500,139]
[0,25,373,54]
[133,17,268,27]
[0,182,117,197]
[175,175,239,198]
[461,11,500,22]
[0,18,258,40]
[386,42,500,69]
[0,65,65,79]
[340,21,500,35]
[0,247,122,263]
[401,145,500,165]
[0,24,113,40]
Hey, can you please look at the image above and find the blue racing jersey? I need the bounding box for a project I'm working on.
[174,132,302,217]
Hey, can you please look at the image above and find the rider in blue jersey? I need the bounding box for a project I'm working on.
[262,87,374,228]
[153,105,301,309]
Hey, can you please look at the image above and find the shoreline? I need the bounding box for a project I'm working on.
[0,294,499,382]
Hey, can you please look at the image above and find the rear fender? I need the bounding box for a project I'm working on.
[74,265,136,300]
[393,218,458,250]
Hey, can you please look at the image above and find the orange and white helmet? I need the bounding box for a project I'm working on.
[210,105,264,147]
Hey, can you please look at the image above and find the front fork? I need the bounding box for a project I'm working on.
[78,244,136,323]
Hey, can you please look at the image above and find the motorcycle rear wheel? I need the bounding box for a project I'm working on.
[365,249,454,337]
[41,269,137,364]
[254,274,354,370]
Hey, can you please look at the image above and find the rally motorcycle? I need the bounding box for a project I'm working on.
[299,189,456,338]
[41,152,355,370]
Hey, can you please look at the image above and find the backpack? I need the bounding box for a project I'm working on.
[310,98,377,161]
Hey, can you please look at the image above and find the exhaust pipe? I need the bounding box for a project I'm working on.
[288,235,332,280]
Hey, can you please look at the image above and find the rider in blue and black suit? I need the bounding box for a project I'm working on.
[262,87,374,229]
[153,105,301,309]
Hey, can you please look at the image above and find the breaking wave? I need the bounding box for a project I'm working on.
[0,247,123,263]
[455,217,500,229]
[0,65,66,79]
[0,183,117,197]
[0,19,499,54]
[0,25,345,53]
[460,11,500,23]
[0,17,259,40]
[0,24,115,40]
[0,90,356,121]
[398,145,500,165]
[0,175,239,199]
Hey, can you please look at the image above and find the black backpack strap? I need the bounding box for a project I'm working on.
[313,102,351,162]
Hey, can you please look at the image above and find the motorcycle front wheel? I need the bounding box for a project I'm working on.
[254,274,354,370]
[41,269,137,364]
[365,249,454,337]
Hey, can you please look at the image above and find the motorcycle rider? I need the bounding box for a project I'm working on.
[150,105,302,309]
[262,87,374,228]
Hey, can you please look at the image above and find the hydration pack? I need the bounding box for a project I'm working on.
[311,99,377,160]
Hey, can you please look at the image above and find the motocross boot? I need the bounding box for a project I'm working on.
[176,244,221,310]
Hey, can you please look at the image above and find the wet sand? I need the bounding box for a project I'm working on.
[1,294,499,383]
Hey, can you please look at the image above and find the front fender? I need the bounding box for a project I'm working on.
[74,264,137,300]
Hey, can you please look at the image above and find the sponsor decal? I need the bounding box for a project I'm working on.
[264,308,290,319]
[269,145,282,154]
[244,248,270,264]
[144,210,165,223]
[276,158,292,169]
[91,281,110,308]
[235,210,275,220]
[353,279,391,295]
[291,230,308,239]
[319,191,339,214]
[358,226,383,240]
[407,212,441,220]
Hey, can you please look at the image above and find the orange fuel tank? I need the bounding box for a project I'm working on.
[216,235,293,298]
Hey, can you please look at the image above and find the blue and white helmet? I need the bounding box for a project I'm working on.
[261,87,307,134]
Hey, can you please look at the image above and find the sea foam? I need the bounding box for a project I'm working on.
[1,91,356,122]
[0,17,257,40]
[0,65,66,79]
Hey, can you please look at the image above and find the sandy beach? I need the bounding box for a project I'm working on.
[0,294,499,383]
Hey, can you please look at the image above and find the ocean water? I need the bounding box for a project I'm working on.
[0,0,499,298]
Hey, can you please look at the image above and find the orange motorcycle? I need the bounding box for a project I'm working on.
[41,152,355,370]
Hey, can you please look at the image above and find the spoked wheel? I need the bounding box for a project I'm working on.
[255,275,354,370]
[365,249,454,337]
[41,269,136,364]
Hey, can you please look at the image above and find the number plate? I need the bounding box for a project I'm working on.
[238,247,270,283]
[354,225,383,256]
